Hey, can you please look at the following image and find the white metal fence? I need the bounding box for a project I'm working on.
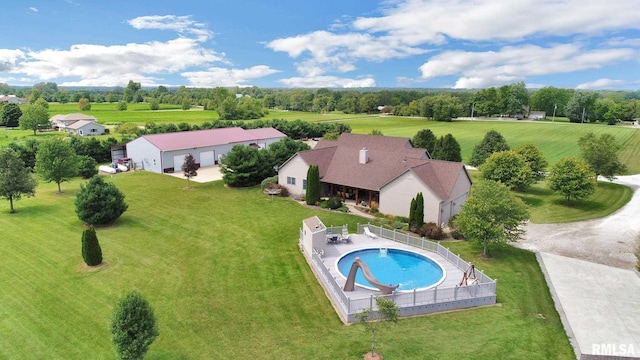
[303,223,497,322]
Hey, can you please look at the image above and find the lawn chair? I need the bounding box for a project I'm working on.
[363,226,377,239]
[341,225,350,243]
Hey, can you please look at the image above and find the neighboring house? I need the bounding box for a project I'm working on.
[529,111,546,120]
[49,113,98,131]
[0,95,27,104]
[278,133,472,225]
[126,127,286,173]
[65,120,105,136]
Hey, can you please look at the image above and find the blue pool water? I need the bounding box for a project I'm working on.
[337,248,445,291]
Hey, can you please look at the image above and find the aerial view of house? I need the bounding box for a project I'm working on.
[278,133,472,225]
[49,113,105,136]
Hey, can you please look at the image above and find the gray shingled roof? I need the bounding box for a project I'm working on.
[298,133,467,199]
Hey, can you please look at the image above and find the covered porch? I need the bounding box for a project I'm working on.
[324,182,379,208]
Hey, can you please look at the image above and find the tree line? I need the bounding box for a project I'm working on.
[3,80,640,123]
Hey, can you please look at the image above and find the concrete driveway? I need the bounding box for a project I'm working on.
[165,165,223,183]
[516,174,640,359]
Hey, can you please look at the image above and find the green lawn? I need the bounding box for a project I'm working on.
[519,181,634,223]
[0,172,573,359]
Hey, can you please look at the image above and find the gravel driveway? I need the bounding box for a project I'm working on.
[516,174,640,269]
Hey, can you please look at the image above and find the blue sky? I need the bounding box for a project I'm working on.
[1,0,639,89]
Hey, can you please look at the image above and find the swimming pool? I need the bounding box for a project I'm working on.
[337,248,445,291]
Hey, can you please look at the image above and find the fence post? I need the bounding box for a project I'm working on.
[370,294,374,309]
[454,285,458,300]
[434,287,437,303]
[347,297,351,313]
[413,289,416,305]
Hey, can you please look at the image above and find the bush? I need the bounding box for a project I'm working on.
[75,176,128,225]
[326,196,343,210]
[111,291,159,360]
[417,222,444,240]
[81,225,103,266]
[395,216,409,224]
[279,186,289,197]
[450,229,465,240]
[261,175,278,190]
[77,155,98,179]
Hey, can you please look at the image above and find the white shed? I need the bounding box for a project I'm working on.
[301,216,327,257]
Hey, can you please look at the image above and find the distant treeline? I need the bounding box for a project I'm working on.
[4,80,640,124]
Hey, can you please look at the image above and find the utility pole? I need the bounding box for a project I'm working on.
[552,104,557,122]
[471,103,474,118]
[581,107,586,123]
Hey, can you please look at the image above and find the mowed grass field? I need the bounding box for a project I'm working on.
[32,103,640,173]
[0,172,574,359]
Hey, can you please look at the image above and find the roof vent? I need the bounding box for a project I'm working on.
[359,147,368,164]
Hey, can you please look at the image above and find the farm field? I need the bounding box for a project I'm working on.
[0,172,574,359]
[12,103,640,173]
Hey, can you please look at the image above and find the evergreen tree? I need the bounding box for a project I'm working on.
[412,129,436,155]
[409,197,417,229]
[415,192,424,228]
[75,176,128,225]
[305,165,320,205]
[111,291,159,360]
[77,155,98,179]
[469,130,510,167]
[81,225,103,266]
[432,134,462,162]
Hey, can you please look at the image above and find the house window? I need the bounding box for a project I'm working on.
[153,159,157,166]
[90,128,97,133]
[79,130,83,135]
[287,176,296,185]
[303,179,307,190]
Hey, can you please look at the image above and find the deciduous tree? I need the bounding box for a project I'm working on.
[469,130,510,167]
[0,148,37,213]
[19,103,50,135]
[75,176,128,225]
[456,180,529,257]
[110,291,159,360]
[480,151,533,191]
[356,297,399,359]
[514,144,548,183]
[35,138,78,193]
[578,132,627,181]
[547,157,595,202]
[0,103,22,127]
[181,154,198,188]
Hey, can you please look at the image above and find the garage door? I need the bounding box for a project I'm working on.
[173,154,188,169]
[200,151,215,167]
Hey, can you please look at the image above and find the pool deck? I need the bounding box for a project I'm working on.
[319,233,464,299]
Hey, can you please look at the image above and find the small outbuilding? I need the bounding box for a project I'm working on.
[301,216,327,257]
[125,127,286,173]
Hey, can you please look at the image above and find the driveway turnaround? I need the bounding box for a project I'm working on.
[517,174,640,359]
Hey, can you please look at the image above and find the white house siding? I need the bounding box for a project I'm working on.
[278,155,309,196]
[126,138,163,173]
[379,171,442,224]
[71,123,105,136]
[438,172,472,225]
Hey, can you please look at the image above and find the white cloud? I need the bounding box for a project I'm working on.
[181,65,280,87]
[0,49,25,72]
[266,0,640,86]
[29,7,38,12]
[576,78,630,89]
[418,44,637,88]
[12,38,224,86]
[128,15,212,42]
[278,76,376,88]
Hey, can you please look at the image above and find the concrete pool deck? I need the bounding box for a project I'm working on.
[320,233,464,299]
